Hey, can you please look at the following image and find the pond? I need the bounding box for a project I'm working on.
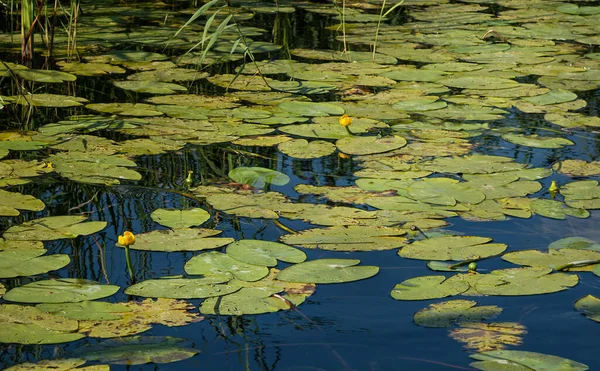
[1,0,600,370]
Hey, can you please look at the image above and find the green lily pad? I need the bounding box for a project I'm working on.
[524,89,578,105]
[0,283,5,297]
[399,236,506,261]
[0,250,70,278]
[278,139,336,159]
[574,295,600,324]
[202,191,288,219]
[502,133,574,149]
[554,160,600,177]
[502,249,600,270]
[3,278,119,303]
[2,358,103,370]
[470,350,589,371]
[15,69,77,83]
[128,68,208,82]
[123,229,233,252]
[414,300,502,328]
[0,304,84,344]
[57,60,127,76]
[11,94,88,107]
[463,267,578,296]
[391,275,469,301]
[336,135,407,155]
[549,237,600,251]
[437,76,519,90]
[150,208,210,229]
[393,98,447,111]
[531,199,589,220]
[200,270,315,315]
[36,301,131,321]
[226,240,306,266]
[49,152,141,185]
[560,181,600,210]
[280,225,407,251]
[86,103,164,117]
[3,215,107,241]
[269,80,337,94]
[228,167,290,188]
[420,154,525,174]
[276,259,378,284]
[184,251,269,281]
[124,276,241,299]
[0,189,45,216]
[113,80,187,94]
[72,336,198,365]
[278,101,344,117]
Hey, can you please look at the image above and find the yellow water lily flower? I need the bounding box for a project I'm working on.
[338,152,351,159]
[548,180,559,193]
[118,231,136,246]
[339,114,352,127]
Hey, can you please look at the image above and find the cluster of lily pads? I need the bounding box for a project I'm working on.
[2,0,600,369]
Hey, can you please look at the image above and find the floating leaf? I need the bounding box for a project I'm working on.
[399,236,506,261]
[3,279,119,303]
[0,250,70,278]
[531,199,589,220]
[470,350,589,371]
[391,275,469,301]
[228,167,290,188]
[79,299,203,338]
[549,237,600,252]
[37,301,131,321]
[278,101,344,117]
[3,215,107,241]
[450,322,526,352]
[3,358,107,371]
[524,89,578,105]
[72,336,198,365]
[502,249,600,271]
[124,276,240,299]
[280,225,407,251]
[200,270,315,315]
[150,208,210,229]
[437,76,519,90]
[276,259,378,284]
[554,159,600,177]
[502,133,574,149]
[184,251,269,282]
[122,229,233,252]
[11,94,88,107]
[113,80,187,94]
[226,240,306,266]
[0,304,83,344]
[462,267,578,296]
[414,300,502,328]
[15,69,77,83]
[336,135,407,155]
[574,295,600,323]
[278,139,336,159]
[49,152,141,185]
[0,189,45,216]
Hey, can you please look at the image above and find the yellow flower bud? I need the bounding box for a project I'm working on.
[338,152,351,159]
[548,180,559,193]
[118,231,136,246]
[339,114,352,127]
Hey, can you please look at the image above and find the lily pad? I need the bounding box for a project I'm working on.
[0,250,70,278]
[470,350,589,371]
[549,237,600,252]
[280,225,407,251]
[278,101,344,117]
[278,139,336,159]
[72,336,198,365]
[15,69,77,83]
[276,259,378,284]
[463,267,578,296]
[122,229,233,252]
[399,236,506,261]
[3,215,107,241]
[36,301,131,321]
[228,167,290,188]
[574,295,600,324]
[502,133,574,149]
[49,152,141,185]
[502,249,600,271]
[3,358,105,370]
[0,304,84,344]
[451,322,526,352]
[226,240,306,266]
[113,80,187,94]
[531,199,589,220]
[3,279,119,303]
[124,276,241,299]
[391,275,469,301]
[336,135,407,155]
[0,189,45,216]
[184,251,269,282]
[414,300,502,328]
[150,208,211,229]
